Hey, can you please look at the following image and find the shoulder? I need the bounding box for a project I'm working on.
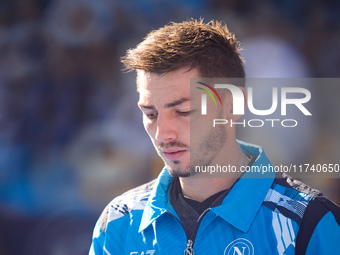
[264,174,340,253]
[98,179,157,234]
[264,174,340,224]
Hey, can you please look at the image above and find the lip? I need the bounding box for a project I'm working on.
[161,149,187,161]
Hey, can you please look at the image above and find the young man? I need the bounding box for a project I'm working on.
[89,19,340,255]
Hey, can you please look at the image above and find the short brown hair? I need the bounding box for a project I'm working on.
[121,19,245,80]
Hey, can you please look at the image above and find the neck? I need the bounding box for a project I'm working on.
[179,140,249,202]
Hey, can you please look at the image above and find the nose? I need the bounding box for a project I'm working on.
[155,114,178,143]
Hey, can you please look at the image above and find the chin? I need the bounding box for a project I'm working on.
[166,163,191,178]
[169,170,191,178]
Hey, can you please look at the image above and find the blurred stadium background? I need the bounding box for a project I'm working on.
[0,0,339,254]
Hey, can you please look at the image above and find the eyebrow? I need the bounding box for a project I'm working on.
[164,97,190,108]
[139,97,190,110]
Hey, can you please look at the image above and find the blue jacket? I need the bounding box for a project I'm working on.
[89,141,340,254]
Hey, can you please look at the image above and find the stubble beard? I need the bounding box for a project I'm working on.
[164,124,227,178]
[156,140,191,178]
[168,159,191,178]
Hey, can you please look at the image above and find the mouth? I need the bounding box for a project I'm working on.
[161,149,188,161]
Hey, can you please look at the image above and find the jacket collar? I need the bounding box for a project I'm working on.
[139,166,174,232]
[139,140,275,233]
[210,141,275,232]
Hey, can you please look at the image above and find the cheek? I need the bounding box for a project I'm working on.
[143,119,155,138]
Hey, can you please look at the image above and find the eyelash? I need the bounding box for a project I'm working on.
[144,110,192,120]
[178,110,191,116]
[146,112,157,119]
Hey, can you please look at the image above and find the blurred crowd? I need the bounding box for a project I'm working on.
[0,0,339,254]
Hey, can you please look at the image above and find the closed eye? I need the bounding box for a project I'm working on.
[178,110,193,116]
[145,112,158,119]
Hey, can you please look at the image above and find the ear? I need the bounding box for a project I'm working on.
[224,86,247,121]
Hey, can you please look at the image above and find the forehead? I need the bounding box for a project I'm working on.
[137,68,200,104]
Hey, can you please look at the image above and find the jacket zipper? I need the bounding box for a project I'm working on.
[167,209,210,255]
[184,239,195,255]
